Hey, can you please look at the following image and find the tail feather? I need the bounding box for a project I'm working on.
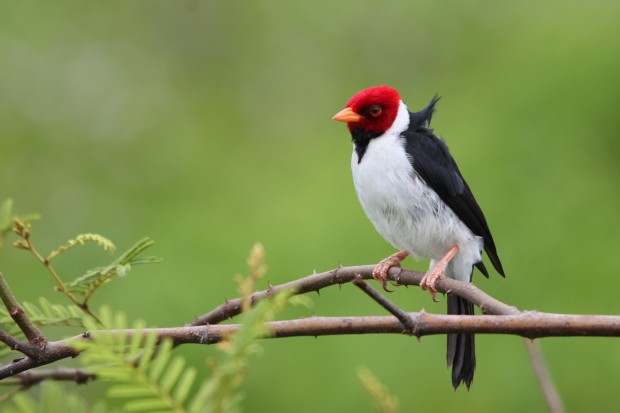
[447,294,476,389]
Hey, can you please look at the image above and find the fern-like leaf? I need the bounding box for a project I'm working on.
[64,238,162,302]
[47,234,116,261]
[197,290,294,413]
[71,307,194,413]
[69,290,294,413]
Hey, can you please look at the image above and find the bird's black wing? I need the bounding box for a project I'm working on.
[402,100,504,276]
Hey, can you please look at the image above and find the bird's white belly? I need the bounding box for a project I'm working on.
[351,134,482,280]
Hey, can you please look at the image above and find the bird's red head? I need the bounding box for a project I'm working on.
[332,86,401,134]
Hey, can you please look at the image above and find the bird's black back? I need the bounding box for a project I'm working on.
[401,98,504,276]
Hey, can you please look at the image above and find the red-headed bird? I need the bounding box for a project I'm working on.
[333,86,504,389]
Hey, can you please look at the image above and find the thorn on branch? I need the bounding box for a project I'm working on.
[330,264,342,283]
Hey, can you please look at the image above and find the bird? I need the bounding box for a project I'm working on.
[332,85,504,389]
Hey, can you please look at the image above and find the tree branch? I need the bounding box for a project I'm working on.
[2,308,620,380]
[193,265,516,326]
[0,272,46,346]
[0,341,79,380]
[0,367,95,387]
[0,264,617,388]
[524,340,565,413]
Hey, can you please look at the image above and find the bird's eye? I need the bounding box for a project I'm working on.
[369,105,382,117]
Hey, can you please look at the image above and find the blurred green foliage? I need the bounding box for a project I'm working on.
[1,0,619,411]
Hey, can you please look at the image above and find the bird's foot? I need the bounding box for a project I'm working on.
[420,265,446,302]
[373,251,409,291]
[420,245,460,302]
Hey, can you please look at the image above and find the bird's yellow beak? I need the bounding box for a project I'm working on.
[332,107,362,123]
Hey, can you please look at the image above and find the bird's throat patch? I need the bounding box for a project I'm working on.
[351,128,381,163]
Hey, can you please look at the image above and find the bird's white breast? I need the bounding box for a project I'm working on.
[351,101,482,281]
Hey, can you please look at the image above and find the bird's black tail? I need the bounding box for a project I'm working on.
[447,294,476,390]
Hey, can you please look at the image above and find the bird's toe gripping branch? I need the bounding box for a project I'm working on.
[372,251,409,291]
[420,245,460,302]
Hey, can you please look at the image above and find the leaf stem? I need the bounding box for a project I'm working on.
[17,228,102,325]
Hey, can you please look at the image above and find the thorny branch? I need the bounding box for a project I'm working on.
[0,368,95,387]
[0,265,618,386]
[192,264,515,326]
[0,273,46,359]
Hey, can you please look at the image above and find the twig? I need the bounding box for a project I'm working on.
[13,220,102,324]
[0,272,46,346]
[0,367,95,387]
[192,265,427,325]
[352,276,415,332]
[0,330,23,351]
[0,341,79,380]
[0,272,48,359]
[524,340,565,413]
[193,265,515,326]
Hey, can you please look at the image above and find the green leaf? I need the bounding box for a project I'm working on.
[128,320,146,359]
[137,332,158,372]
[64,254,297,413]
[107,385,156,398]
[63,237,162,302]
[149,339,173,382]
[114,310,128,331]
[188,380,212,413]
[123,398,170,412]
[198,290,295,413]
[173,367,197,405]
[99,306,114,330]
[160,357,185,392]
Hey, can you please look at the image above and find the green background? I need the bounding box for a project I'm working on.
[2,0,619,411]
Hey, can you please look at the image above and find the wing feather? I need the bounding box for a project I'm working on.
[403,108,504,276]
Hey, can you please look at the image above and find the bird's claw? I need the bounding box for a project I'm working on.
[420,267,444,302]
[372,263,397,292]
[372,253,407,292]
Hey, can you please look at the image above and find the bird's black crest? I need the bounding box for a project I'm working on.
[410,95,441,130]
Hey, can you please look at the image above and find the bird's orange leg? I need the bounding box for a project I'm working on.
[420,245,460,301]
[373,251,409,291]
